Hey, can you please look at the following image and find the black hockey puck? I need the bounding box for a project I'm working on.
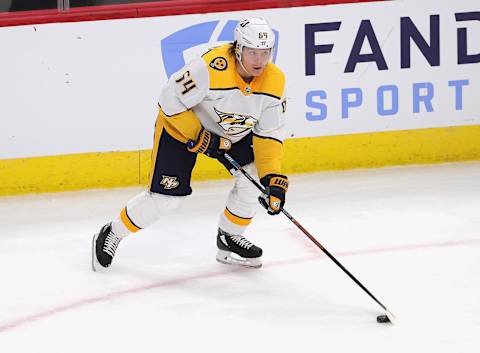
[376,314,391,323]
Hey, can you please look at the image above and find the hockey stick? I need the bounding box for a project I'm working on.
[222,152,395,323]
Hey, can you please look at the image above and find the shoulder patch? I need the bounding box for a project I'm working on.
[209,57,228,71]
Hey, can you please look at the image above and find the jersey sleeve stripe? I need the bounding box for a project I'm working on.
[252,133,283,144]
[210,87,241,91]
[157,103,187,118]
[252,92,282,100]
[209,87,281,100]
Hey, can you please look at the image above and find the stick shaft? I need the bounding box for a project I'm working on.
[223,153,389,313]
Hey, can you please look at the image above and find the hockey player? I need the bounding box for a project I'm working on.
[92,17,288,270]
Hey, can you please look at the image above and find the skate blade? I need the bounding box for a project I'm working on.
[91,233,98,272]
[91,232,106,272]
[216,250,262,269]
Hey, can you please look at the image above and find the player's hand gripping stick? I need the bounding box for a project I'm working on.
[258,174,289,215]
[187,128,232,159]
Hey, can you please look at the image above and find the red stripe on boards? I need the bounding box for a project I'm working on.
[0,0,388,27]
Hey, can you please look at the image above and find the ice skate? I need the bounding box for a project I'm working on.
[92,222,123,271]
[216,228,262,268]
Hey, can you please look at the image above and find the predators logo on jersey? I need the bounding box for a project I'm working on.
[160,175,180,190]
[213,107,257,136]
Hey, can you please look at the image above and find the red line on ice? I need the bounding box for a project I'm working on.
[0,237,478,333]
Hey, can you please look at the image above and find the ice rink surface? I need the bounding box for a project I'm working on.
[1,162,479,352]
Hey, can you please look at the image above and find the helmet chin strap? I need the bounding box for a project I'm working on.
[235,45,254,80]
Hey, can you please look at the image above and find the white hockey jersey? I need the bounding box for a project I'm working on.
[156,44,287,178]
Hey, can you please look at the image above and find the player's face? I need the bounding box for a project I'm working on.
[241,47,271,76]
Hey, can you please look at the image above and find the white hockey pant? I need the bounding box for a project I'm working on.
[111,163,260,238]
[112,191,185,237]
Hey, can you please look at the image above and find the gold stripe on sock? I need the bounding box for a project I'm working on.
[224,207,252,227]
[120,207,141,233]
